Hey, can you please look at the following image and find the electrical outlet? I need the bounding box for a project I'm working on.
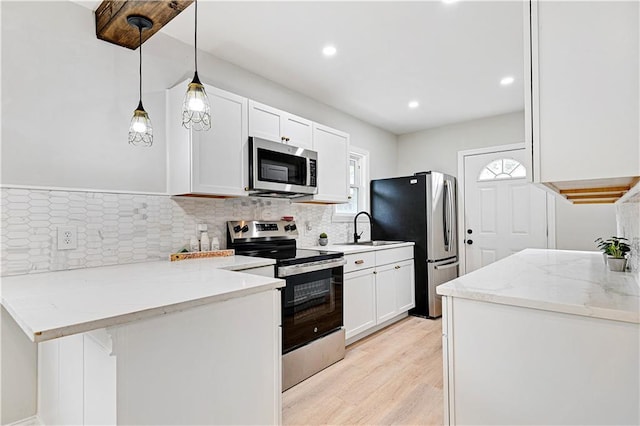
[57,226,77,250]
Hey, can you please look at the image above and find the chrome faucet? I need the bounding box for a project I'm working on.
[353,211,373,243]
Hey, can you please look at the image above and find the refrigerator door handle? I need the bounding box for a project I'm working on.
[443,181,450,251]
[446,179,454,253]
[434,261,459,270]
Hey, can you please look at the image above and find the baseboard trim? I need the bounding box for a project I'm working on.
[346,311,409,346]
[6,415,41,426]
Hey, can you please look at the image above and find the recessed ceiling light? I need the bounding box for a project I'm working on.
[500,76,515,86]
[442,0,459,4]
[322,45,337,57]
[408,101,420,109]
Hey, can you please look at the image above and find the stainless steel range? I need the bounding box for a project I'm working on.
[227,220,346,390]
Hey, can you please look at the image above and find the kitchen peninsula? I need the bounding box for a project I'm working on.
[2,256,283,425]
[437,249,640,425]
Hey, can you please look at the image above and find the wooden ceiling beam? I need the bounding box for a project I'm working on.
[95,0,194,50]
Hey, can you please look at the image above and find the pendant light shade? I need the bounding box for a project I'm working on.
[182,0,211,131]
[127,15,153,147]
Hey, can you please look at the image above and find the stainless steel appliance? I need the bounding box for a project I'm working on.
[248,137,318,198]
[227,220,346,390]
[371,171,458,318]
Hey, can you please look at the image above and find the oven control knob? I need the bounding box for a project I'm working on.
[284,224,291,231]
[233,225,242,233]
[241,225,249,233]
[290,224,297,231]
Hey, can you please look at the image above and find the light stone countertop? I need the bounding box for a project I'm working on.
[437,249,639,324]
[1,255,281,343]
[303,241,414,254]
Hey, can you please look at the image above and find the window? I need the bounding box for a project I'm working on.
[334,148,369,221]
[478,158,526,181]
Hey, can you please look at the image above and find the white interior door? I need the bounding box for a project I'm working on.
[464,148,548,273]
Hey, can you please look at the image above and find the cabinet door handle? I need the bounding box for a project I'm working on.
[373,271,377,274]
[395,265,401,269]
[354,260,365,265]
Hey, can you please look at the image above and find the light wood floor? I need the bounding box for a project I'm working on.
[283,316,443,425]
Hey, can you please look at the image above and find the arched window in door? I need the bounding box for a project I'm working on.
[478,158,526,181]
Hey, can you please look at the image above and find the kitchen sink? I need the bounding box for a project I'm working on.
[338,240,405,246]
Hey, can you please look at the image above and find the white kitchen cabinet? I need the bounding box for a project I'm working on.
[167,80,249,197]
[375,260,415,324]
[375,264,398,323]
[248,100,313,149]
[343,268,377,340]
[525,0,639,198]
[442,296,639,425]
[310,123,350,203]
[37,290,281,425]
[343,246,415,343]
[394,260,415,313]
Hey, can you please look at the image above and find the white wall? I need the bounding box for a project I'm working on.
[397,111,617,251]
[1,1,397,192]
[555,200,617,251]
[397,111,525,177]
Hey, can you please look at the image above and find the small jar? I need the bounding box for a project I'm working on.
[200,232,211,251]
[189,236,200,252]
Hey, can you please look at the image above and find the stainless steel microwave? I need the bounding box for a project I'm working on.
[248,137,318,197]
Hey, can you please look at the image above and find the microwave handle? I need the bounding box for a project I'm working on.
[307,158,316,188]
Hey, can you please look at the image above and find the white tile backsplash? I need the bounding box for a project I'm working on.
[1,187,358,276]
[616,199,640,277]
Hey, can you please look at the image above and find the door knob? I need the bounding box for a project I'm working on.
[467,229,473,234]
[466,239,473,245]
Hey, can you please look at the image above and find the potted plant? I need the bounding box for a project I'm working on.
[597,237,631,272]
[318,232,328,246]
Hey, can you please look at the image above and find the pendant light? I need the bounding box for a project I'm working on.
[182,0,211,131]
[127,15,153,147]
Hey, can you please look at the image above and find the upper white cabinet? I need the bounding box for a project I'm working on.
[167,81,248,197]
[310,123,350,203]
[526,0,639,200]
[248,100,313,149]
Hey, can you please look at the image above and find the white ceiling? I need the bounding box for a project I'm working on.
[78,1,525,135]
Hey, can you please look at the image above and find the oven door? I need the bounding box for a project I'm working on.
[280,266,343,354]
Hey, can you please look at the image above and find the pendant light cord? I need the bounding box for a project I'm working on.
[139,25,143,103]
[194,0,198,72]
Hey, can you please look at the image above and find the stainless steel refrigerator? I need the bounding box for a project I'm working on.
[371,172,458,318]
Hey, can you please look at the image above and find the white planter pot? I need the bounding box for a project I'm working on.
[607,257,627,272]
[319,238,328,246]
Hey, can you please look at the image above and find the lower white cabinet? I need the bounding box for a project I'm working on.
[344,246,415,342]
[442,296,639,425]
[343,268,377,338]
[375,259,415,323]
[38,290,281,425]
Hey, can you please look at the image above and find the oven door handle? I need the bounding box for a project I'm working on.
[277,258,346,277]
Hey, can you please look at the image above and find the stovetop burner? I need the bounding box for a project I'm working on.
[227,220,343,266]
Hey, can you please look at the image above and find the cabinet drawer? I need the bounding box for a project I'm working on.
[344,252,376,273]
[375,246,413,266]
